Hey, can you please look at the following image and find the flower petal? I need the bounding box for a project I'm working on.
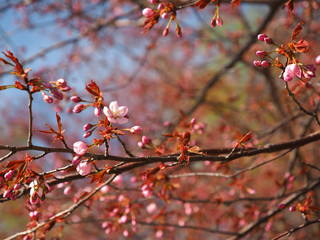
[109,101,119,112]
[117,106,128,116]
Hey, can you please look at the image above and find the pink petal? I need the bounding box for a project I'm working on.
[109,101,119,113]
[116,117,128,124]
[117,106,128,116]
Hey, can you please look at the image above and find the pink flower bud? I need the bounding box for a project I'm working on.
[277,203,285,209]
[4,170,14,181]
[216,17,223,26]
[73,104,85,113]
[163,27,169,37]
[3,189,12,198]
[253,60,261,67]
[10,194,17,201]
[56,78,67,87]
[130,126,142,134]
[283,70,294,82]
[306,64,316,72]
[257,34,267,41]
[211,17,216,28]
[289,206,296,212]
[14,183,22,190]
[316,55,320,65]
[142,8,154,18]
[70,96,82,103]
[76,161,91,176]
[94,107,101,117]
[83,131,92,138]
[118,215,128,224]
[161,12,169,19]
[137,141,144,148]
[146,203,157,213]
[148,0,157,4]
[73,141,88,156]
[83,123,93,132]
[261,60,271,67]
[264,37,273,44]
[72,155,81,166]
[63,186,72,195]
[51,88,63,100]
[42,93,54,103]
[158,3,165,9]
[256,50,267,57]
[142,136,151,144]
[61,86,72,91]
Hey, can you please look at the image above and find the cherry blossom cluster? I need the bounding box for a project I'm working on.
[142,1,182,37]
[40,78,72,103]
[70,81,142,176]
[142,0,225,37]
[253,27,319,85]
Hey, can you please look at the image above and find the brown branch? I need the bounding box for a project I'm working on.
[272,218,320,240]
[227,177,320,240]
[4,174,116,240]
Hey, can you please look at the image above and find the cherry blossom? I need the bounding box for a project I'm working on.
[76,161,91,176]
[103,101,128,124]
[73,141,88,156]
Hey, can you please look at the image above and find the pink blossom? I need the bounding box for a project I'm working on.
[146,202,157,213]
[315,55,320,65]
[50,88,63,100]
[257,34,267,41]
[130,126,142,134]
[118,215,128,224]
[148,0,157,4]
[163,27,169,37]
[73,141,88,156]
[283,64,302,81]
[137,141,144,148]
[277,203,285,209]
[76,161,91,176]
[289,206,296,212]
[14,183,22,190]
[103,101,129,124]
[142,8,154,18]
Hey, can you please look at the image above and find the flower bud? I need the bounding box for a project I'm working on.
[73,141,88,156]
[257,34,267,41]
[72,155,81,165]
[289,206,296,212]
[83,123,93,132]
[261,60,271,67]
[253,60,261,67]
[163,27,169,37]
[3,189,12,198]
[70,96,82,103]
[94,107,101,117]
[256,50,267,57]
[73,104,85,113]
[161,12,169,19]
[14,183,22,190]
[277,203,285,209]
[76,161,91,176]
[4,170,14,181]
[130,126,142,134]
[137,141,144,148]
[142,8,154,18]
[264,37,273,44]
[316,55,320,65]
[83,131,92,138]
[142,136,151,144]
[158,3,165,9]
[56,78,67,87]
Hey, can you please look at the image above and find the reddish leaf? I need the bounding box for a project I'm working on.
[188,145,203,154]
[2,49,24,75]
[0,57,14,66]
[5,160,25,168]
[182,130,191,146]
[85,80,101,97]
[89,170,106,183]
[14,81,27,90]
[294,39,309,53]
[291,21,303,42]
